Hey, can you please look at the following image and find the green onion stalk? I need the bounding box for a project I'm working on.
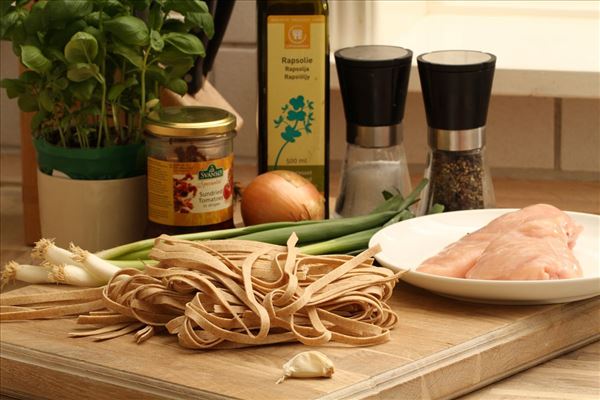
[98,178,443,268]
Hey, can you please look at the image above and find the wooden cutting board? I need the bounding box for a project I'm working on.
[1,283,598,400]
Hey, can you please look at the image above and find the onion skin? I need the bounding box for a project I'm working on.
[241,170,325,226]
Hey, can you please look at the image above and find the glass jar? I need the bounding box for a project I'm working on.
[335,139,411,217]
[144,106,236,236]
[420,127,495,214]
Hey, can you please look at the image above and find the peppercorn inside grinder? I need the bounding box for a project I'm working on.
[417,50,496,214]
[334,45,413,217]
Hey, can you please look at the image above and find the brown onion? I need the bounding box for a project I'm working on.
[241,170,325,226]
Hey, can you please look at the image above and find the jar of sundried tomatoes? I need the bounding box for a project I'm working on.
[144,106,236,236]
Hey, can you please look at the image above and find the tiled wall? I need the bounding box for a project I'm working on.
[1,1,598,181]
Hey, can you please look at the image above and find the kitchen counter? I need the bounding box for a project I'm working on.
[1,160,599,399]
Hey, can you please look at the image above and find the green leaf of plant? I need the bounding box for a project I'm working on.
[186,12,214,39]
[23,1,48,34]
[18,93,39,112]
[46,0,93,25]
[146,65,168,84]
[67,63,99,82]
[70,79,97,100]
[107,76,137,102]
[65,32,98,63]
[85,11,111,27]
[163,32,204,56]
[157,47,191,66]
[164,57,194,78]
[0,11,20,40]
[38,89,54,112]
[130,0,151,11]
[48,19,88,49]
[20,45,52,74]
[0,78,26,98]
[165,0,208,14]
[0,0,12,17]
[148,3,162,30]
[19,70,40,83]
[52,78,69,91]
[46,47,67,63]
[104,15,149,46]
[166,78,187,96]
[150,30,164,52]
[110,40,143,68]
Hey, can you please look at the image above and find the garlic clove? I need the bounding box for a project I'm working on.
[276,351,335,384]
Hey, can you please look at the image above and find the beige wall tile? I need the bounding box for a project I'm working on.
[223,0,256,44]
[213,47,258,158]
[486,96,554,169]
[561,98,600,173]
[0,41,21,148]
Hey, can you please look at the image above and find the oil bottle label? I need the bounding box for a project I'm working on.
[147,155,234,226]
[266,15,326,193]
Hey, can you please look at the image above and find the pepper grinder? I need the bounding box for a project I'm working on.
[334,45,413,217]
[417,50,496,214]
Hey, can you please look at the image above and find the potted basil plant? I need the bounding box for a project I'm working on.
[0,0,214,250]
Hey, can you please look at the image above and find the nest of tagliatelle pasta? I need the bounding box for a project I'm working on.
[0,234,403,349]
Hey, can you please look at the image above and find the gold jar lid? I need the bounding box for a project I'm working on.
[145,106,236,137]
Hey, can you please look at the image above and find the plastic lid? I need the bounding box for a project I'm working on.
[145,106,236,137]
[417,50,496,130]
[335,45,413,127]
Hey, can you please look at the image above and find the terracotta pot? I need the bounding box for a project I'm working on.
[37,170,147,252]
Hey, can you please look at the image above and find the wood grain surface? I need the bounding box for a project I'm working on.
[1,161,599,399]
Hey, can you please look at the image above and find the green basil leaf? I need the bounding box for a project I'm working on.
[52,78,69,91]
[0,0,12,17]
[150,29,164,52]
[20,70,41,83]
[104,15,149,46]
[18,93,39,112]
[165,0,208,14]
[130,0,151,11]
[157,47,192,66]
[0,78,27,99]
[46,47,67,63]
[146,65,167,84]
[186,12,214,39]
[46,0,93,24]
[39,89,54,112]
[65,31,98,63]
[23,1,48,34]
[110,40,143,68]
[163,32,204,56]
[20,45,52,74]
[1,11,21,40]
[85,11,111,27]
[166,78,187,96]
[70,79,97,100]
[148,3,162,31]
[107,76,137,102]
[67,63,99,82]
[100,0,126,16]
[48,19,88,49]
[165,58,194,78]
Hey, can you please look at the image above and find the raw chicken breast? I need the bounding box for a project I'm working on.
[416,204,582,279]
[465,219,583,280]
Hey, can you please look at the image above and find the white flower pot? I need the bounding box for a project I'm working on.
[37,170,147,252]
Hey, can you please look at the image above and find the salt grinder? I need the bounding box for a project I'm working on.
[417,50,496,214]
[334,45,412,217]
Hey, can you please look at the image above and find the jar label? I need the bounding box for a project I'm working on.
[147,155,234,226]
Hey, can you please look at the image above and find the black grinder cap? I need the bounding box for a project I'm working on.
[335,45,413,128]
[417,50,496,130]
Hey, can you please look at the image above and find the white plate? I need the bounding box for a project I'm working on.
[369,209,600,305]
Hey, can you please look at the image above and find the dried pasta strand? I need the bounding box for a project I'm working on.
[0,235,405,349]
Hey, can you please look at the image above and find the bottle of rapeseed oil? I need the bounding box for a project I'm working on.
[257,0,330,216]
